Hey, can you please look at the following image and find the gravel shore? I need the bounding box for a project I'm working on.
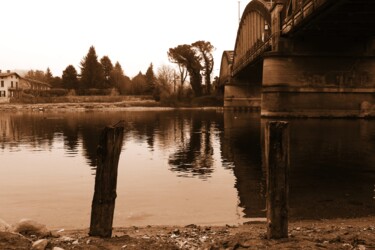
[1,217,374,249]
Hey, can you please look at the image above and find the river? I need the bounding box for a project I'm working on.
[0,109,374,229]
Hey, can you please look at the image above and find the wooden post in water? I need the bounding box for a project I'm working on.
[265,121,289,239]
[89,124,124,238]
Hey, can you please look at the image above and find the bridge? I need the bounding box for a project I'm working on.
[219,0,375,117]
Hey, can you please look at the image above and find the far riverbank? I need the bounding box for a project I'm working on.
[0,101,224,113]
[0,95,224,112]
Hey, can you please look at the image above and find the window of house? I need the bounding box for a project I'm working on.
[16,82,18,89]
[1,81,3,87]
[11,81,13,88]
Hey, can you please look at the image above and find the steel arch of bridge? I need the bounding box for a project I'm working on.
[232,0,272,76]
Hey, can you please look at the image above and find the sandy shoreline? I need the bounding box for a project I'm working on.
[0,102,224,113]
[1,217,374,249]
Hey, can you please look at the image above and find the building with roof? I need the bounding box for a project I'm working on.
[0,70,51,103]
[0,70,22,103]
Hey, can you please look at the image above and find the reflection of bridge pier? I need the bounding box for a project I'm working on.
[221,111,266,218]
[221,0,375,117]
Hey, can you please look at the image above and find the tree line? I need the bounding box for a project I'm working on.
[25,41,218,101]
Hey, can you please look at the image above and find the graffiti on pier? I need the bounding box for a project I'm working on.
[299,70,372,87]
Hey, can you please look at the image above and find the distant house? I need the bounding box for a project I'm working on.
[0,70,51,103]
[19,78,51,91]
[0,70,22,103]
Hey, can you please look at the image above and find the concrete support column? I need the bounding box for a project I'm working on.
[261,53,375,117]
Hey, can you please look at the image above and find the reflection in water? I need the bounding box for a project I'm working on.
[284,119,375,220]
[168,112,223,179]
[0,110,374,228]
[221,112,266,218]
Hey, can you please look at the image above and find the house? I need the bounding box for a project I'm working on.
[0,70,22,103]
[19,78,51,91]
[0,70,51,103]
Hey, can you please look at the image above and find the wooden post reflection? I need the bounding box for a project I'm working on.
[265,121,289,239]
[89,124,124,238]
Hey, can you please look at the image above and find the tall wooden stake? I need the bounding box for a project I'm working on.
[265,121,289,239]
[89,124,124,237]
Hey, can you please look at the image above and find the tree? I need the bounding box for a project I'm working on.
[24,70,46,82]
[44,67,53,85]
[50,76,62,88]
[100,56,114,88]
[110,62,132,94]
[145,63,156,94]
[131,72,147,95]
[168,44,203,97]
[62,65,79,89]
[155,64,175,100]
[167,48,188,98]
[192,41,214,94]
[80,46,105,89]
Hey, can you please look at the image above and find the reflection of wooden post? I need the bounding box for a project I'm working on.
[265,121,289,239]
[89,125,124,238]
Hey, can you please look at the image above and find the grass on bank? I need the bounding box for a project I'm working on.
[9,93,224,108]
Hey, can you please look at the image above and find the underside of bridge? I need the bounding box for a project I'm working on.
[261,0,375,117]
[223,0,375,117]
[223,0,271,110]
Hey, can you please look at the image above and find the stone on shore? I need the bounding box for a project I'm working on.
[0,231,31,249]
[31,239,48,250]
[12,219,50,237]
[0,218,11,232]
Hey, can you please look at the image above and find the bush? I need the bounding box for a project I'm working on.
[191,95,223,107]
[23,89,68,97]
[48,89,69,97]
[76,88,112,96]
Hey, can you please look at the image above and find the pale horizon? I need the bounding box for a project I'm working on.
[0,0,249,78]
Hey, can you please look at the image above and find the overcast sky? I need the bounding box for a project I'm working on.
[1,0,249,78]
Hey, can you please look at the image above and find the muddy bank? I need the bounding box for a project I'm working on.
[1,217,374,249]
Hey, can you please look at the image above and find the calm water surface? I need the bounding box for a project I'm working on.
[0,110,374,229]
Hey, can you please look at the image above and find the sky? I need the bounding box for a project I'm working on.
[0,0,249,78]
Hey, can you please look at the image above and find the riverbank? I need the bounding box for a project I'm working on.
[0,102,225,113]
[0,95,224,112]
[1,217,374,249]
[0,100,162,113]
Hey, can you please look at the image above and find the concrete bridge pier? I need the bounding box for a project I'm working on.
[224,84,261,111]
[261,37,375,118]
[224,60,263,111]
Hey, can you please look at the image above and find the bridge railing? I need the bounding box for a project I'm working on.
[282,0,328,34]
[232,35,273,75]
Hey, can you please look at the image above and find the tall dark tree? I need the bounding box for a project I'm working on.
[192,41,214,94]
[167,49,187,97]
[50,76,62,88]
[62,65,79,89]
[131,72,147,95]
[100,56,114,88]
[80,46,105,89]
[145,63,156,94]
[110,62,132,94]
[44,67,53,85]
[168,44,202,97]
